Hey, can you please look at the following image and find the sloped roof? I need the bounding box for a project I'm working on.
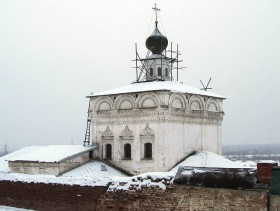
[0,146,43,173]
[89,81,225,99]
[170,151,245,172]
[62,160,127,178]
[6,145,95,163]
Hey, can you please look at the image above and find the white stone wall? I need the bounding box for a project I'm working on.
[90,91,224,175]
[9,151,91,176]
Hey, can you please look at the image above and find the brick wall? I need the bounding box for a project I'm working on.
[0,181,268,210]
[97,186,268,210]
[0,181,107,211]
[270,195,280,211]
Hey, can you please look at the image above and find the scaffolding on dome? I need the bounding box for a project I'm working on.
[132,42,185,83]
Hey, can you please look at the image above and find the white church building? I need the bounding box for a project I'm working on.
[87,7,225,175]
[2,6,226,177]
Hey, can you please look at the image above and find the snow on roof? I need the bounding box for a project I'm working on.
[62,160,127,178]
[170,151,245,172]
[234,160,257,168]
[6,145,95,163]
[0,146,43,173]
[89,81,225,99]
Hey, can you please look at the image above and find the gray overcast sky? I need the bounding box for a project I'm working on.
[0,0,280,152]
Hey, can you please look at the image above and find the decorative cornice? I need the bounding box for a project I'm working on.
[92,108,223,124]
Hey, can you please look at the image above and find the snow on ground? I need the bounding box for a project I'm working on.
[0,146,43,173]
[62,160,127,178]
[170,151,245,172]
[6,145,95,163]
[0,206,34,211]
[107,172,175,191]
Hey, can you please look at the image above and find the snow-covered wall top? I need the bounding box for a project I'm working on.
[6,145,95,163]
[89,81,225,99]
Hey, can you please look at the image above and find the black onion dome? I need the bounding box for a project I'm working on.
[145,27,168,54]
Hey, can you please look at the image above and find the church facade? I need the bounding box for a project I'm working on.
[88,9,225,175]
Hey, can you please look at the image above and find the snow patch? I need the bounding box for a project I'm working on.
[107,172,175,192]
[0,206,34,211]
[0,172,110,187]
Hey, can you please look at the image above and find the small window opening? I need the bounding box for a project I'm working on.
[89,150,93,159]
[158,67,162,76]
[105,144,112,159]
[144,143,152,159]
[150,68,153,76]
[124,143,131,159]
[165,68,168,76]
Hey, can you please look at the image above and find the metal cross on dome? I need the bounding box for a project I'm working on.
[152,3,160,27]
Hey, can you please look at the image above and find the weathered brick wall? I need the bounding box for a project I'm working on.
[97,186,268,211]
[0,181,268,211]
[270,195,280,211]
[0,181,107,211]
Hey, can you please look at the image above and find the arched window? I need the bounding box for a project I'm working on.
[105,144,112,159]
[165,68,168,76]
[158,67,162,76]
[144,143,152,159]
[124,143,131,159]
[150,68,153,76]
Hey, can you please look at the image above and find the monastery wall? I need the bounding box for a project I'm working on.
[0,181,268,211]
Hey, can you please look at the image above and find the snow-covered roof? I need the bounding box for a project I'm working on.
[0,146,43,173]
[62,160,127,178]
[6,145,95,163]
[89,81,225,99]
[170,151,245,172]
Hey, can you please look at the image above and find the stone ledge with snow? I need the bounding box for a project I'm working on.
[4,145,96,176]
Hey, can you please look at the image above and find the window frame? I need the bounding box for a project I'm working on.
[144,142,152,159]
[105,144,112,159]
[124,143,132,159]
